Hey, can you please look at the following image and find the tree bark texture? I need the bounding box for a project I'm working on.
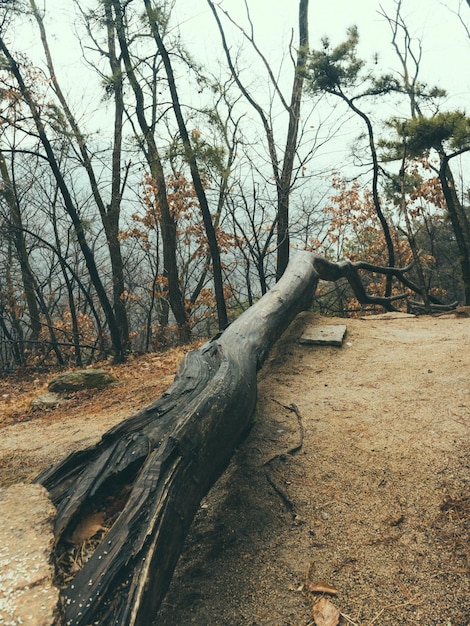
[36,251,320,626]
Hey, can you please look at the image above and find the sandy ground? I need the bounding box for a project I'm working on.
[159,312,470,626]
[1,312,469,625]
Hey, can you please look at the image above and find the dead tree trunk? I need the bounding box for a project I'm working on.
[36,251,320,625]
[35,251,428,625]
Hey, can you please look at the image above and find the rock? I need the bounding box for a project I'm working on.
[0,483,59,626]
[48,368,118,392]
[299,324,347,347]
[31,392,66,410]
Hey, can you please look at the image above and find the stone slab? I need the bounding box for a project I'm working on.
[299,324,347,347]
[0,483,59,626]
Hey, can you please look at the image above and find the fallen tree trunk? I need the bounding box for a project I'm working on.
[36,251,320,625]
[35,251,422,625]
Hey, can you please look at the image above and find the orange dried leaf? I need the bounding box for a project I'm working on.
[312,597,340,626]
[71,512,105,544]
[306,580,339,595]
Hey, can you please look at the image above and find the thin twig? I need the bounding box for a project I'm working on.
[286,402,305,455]
[264,399,305,462]
[264,401,305,513]
[264,470,294,512]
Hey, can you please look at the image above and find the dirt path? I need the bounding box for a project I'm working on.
[1,313,469,625]
[158,312,470,625]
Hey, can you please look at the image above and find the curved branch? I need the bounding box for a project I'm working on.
[312,256,410,310]
[206,0,280,181]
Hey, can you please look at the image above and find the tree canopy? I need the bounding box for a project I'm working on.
[0,0,468,371]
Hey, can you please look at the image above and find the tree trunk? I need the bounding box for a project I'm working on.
[338,94,396,297]
[0,150,42,341]
[276,0,309,280]
[439,156,470,304]
[36,251,319,625]
[0,36,125,362]
[146,3,229,331]
[29,0,131,357]
[110,0,191,342]
[35,251,415,625]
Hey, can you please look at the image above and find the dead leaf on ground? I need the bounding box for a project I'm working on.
[306,580,339,595]
[312,596,340,626]
[71,511,106,544]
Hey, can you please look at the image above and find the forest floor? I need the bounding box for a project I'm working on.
[0,311,469,625]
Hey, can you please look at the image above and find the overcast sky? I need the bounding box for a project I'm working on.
[172,0,470,108]
[12,0,470,176]
[18,0,467,114]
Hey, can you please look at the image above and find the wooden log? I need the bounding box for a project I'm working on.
[35,250,320,626]
[35,250,417,624]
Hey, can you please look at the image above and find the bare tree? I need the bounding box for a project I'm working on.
[108,0,192,341]
[0,147,41,342]
[0,33,127,359]
[308,26,398,298]
[207,0,310,281]
[381,0,470,304]
[142,0,228,329]
[28,0,132,353]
